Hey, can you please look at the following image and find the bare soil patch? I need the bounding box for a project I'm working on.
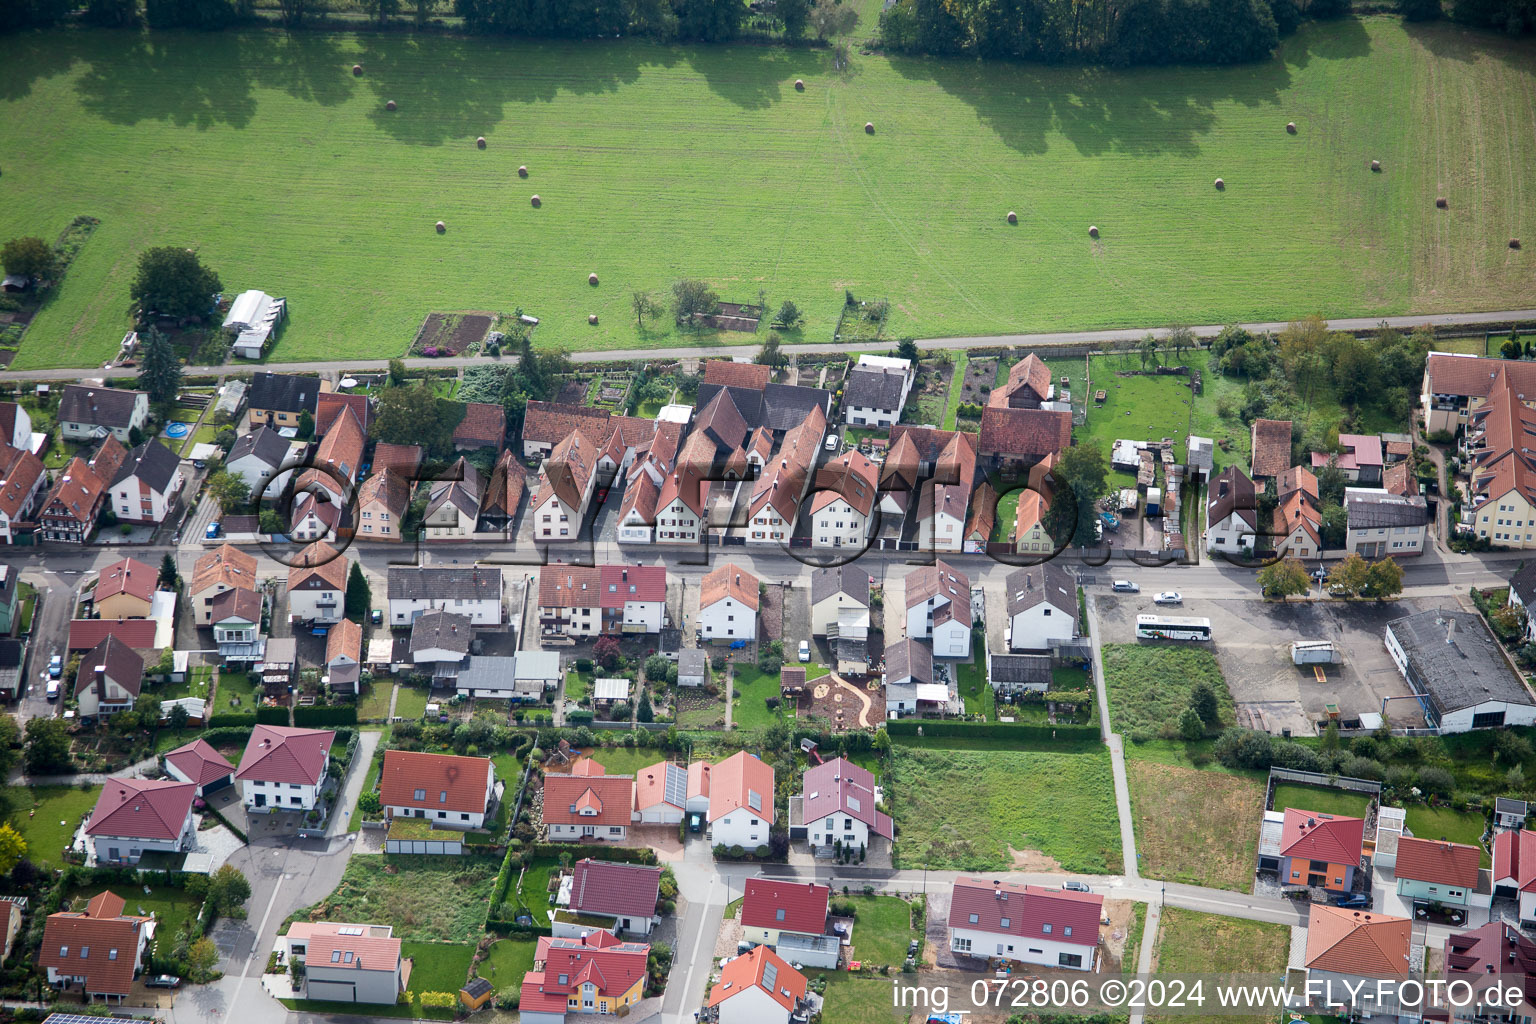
[1127,758,1265,892]
[1007,846,1064,871]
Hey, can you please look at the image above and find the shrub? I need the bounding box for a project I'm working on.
[417,992,458,1009]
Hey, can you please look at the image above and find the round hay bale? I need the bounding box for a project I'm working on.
[1214,177,1225,190]
[1286,121,1296,134]
[435,221,446,234]
[476,136,486,149]
[864,122,875,134]
[385,100,397,111]
[1006,211,1017,224]
[1371,159,1382,172]
[1088,225,1099,239]
[518,165,528,178]
[530,195,541,208]
[795,79,805,91]
[1435,197,1448,209]
[352,64,363,76]
[588,273,599,286]
[588,314,599,325]
[1513,239,1524,250]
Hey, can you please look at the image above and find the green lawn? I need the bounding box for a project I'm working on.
[956,635,993,719]
[514,857,560,923]
[939,351,968,430]
[356,681,395,721]
[290,857,498,942]
[564,670,592,704]
[5,22,1535,370]
[346,748,386,832]
[478,937,538,991]
[991,488,1020,542]
[1405,805,1490,865]
[17,582,37,633]
[1128,758,1267,892]
[842,895,919,967]
[581,747,668,776]
[1271,783,1374,820]
[213,670,257,716]
[1075,351,1201,487]
[1102,644,1233,740]
[394,684,429,719]
[8,785,101,869]
[892,746,1121,873]
[64,884,199,959]
[816,975,907,1023]
[280,999,415,1018]
[1150,908,1290,1024]
[401,941,474,997]
[158,665,212,701]
[730,664,791,730]
[153,726,204,756]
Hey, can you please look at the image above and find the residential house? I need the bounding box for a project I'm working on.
[1278,465,1318,508]
[1383,462,1417,497]
[964,481,997,552]
[1012,489,1053,556]
[325,618,362,694]
[1005,562,1076,652]
[39,891,152,1003]
[532,431,598,542]
[1511,563,1536,643]
[1313,433,1384,485]
[106,440,182,525]
[408,610,472,681]
[537,565,666,639]
[556,859,663,938]
[1346,488,1429,557]
[991,353,1055,409]
[677,649,707,688]
[248,372,327,431]
[706,751,774,850]
[422,457,484,539]
[884,637,955,715]
[595,415,656,486]
[987,652,1053,695]
[916,432,979,554]
[235,724,335,813]
[0,570,17,641]
[743,405,825,545]
[633,761,689,823]
[518,930,649,1023]
[66,619,158,655]
[163,738,236,795]
[542,760,634,842]
[1494,829,1536,925]
[0,401,33,451]
[978,406,1071,468]
[699,564,758,642]
[387,566,503,626]
[288,492,341,543]
[694,379,834,440]
[1273,489,1322,560]
[703,359,772,390]
[904,560,972,657]
[1436,922,1536,1024]
[293,404,365,507]
[354,470,410,542]
[706,945,810,1024]
[39,437,125,543]
[75,635,143,717]
[285,541,347,624]
[378,750,495,829]
[1394,837,1487,909]
[1385,609,1536,732]
[93,557,156,620]
[1206,465,1259,555]
[189,543,257,626]
[616,472,661,545]
[56,385,148,444]
[1250,418,1293,481]
[740,879,835,967]
[878,431,922,518]
[652,434,712,545]
[810,564,870,641]
[85,778,196,865]
[1496,797,1529,832]
[1463,369,1536,543]
[315,391,371,438]
[0,899,20,963]
[281,921,405,1005]
[453,654,547,701]
[520,400,610,459]
[947,878,1101,971]
[371,441,422,479]
[478,450,527,534]
[0,442,46,544]
[1420,353,1536,435]
[843,355,913,427]
[799,757,893,851]
[452,402,505,452]
[223,289,287,359]
[226,426,294,499]
[1255,807,1364,893]
[210,587,265,665]
[1301,905,1412,1017]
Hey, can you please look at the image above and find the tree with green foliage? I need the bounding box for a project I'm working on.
[0,824,25,877]
[637,688,654,724]
[1331,334,1379,408]
[206,470,250,514]
[672,279,720,329]
[1190,681,1219,726]
[296,409,314,441]
[1041,444,1108,548]
[1363,557,1404,601]
[1178,706,1205,740]
[357,790,382,817]
[0,715,19,783]
[158,553,180,590]
[1257,557,1310,601]
[810,0,858,38]
[169,704,190,731]
[773,300,803,330]
[373,380,457,457]
[1325,552,1369,598]
[23,716,72,774]
[388,358,408,387]
[755,331,788,368]
[1418,766,1455,798]
[0,236,58,281]
[83,0,140,25]
[208,864,252,917]
[896,338,920,364]
[130,246,221,322]
[186,936,220,982]
[1138,333,1159,369]
[632,290,661,330]
[136,327,182,406]
[259,508,285,535]
[345,562,372,623]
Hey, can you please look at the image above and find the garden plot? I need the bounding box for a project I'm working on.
[408,312,493,356]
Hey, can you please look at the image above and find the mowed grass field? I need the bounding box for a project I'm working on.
[1127,759,1266,891]
[2,19,1533,369]
[1150,908,1291,1024]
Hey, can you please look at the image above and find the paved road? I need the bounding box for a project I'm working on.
[1087,592,1140,881]
[4,308,1535,381]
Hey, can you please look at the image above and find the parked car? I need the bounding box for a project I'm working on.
[205,521,221,539]
[688,812,703,833]
[1311,566,1329,581]
[1153,592,1182,606]
[1333,892,1370,909]
[144,975,182,989]
[45,680,60,701]
[798,640,811,662]
[824,433,839,451]
[1063,880,1092,893]
[1111,580,1139,593]
[47,654,62,679]
[370,609,383,626]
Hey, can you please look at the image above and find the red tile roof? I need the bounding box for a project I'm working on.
[528,931,649,1004]
[235,724,335,786]
[67,618,157,652]
[326,617,362,665]
[538,564,665,609]
[164,738,236,787]
[947,878,1102,946]
[1443,921,1536,1009]
[634,760,687,813]
[742,879,828,936]
[700,563,758,612]
[453,402,506,448]
[86,778,195,842]
[812,449,879,517]
[522,400,610,447]
[979,407,1072,459]
[39,893,149,996]
[802,757,894,839]
[0,443,44,520]
[1426,354,1536,401]
[189,543,257,597]
[316,392,371,437]
[1495,829,1536,892]
[599,565,666,605]
[287,540,347,591]
[1250,418,1293,478]
[378,750,492,815]
[371,442,422,477]
[569,858,663,920]
[1304,905,1411,976]
[542,772,634,828]
[1395,836,1481,888]
[210,586,263,626]
[708,944,808,1012]
[1279,808,1365,866]
[990,353,1052,407]
[704,360,772,390]
[41,455,109,526]
[708,751,774,825]
[357,469,411,519]
[290,921,402,976]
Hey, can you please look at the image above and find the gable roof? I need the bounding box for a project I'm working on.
[295,404,366,488]
[1395,836,1480,887]
[530,931,650,1000]
[742,878,828,935]
[979,407,1072,458]
[326,617,362,665]
[95,557,156,606]
[708,944,807,1012]
[0,443,45,520]
[802,757,894,839]
[542,772,634,828]
[762,382,832,432]
[1304,904,1411,976]
[1275,491,1322,547]
[904,559,971,611]
[568,858,663,920]
[229,426,290,470]
[209,585,263,626]
[235,724,335,786]
[481,450,527,520]
[991,353,1053,407]
[42,456,109,525]
[599,565,666,605]
[1277,465,1318,505]
[189,543,257,596]
[844,365,908,411]
[39,895,149,996]
[357,469,411,518]
[453,402,506,448]
[371,441,422,477]
[1495,829,1536,891]
[966,481,997,540]
[1250,418,1293,478]
[885,636,934,686]
[811,564,869,607]
[634,760,689,813]
[86,778,195,841]
[947,878,1102,946]
[67,618,158,652]
[286,541,347,592]
[695,388,750,452]
[1005,562,1075,619]
[378,750,492,814]
[388,566,502,602]
[248,372,323,415]
[316,391,371,437]
[164,738,236,787]
[522,400,611,447]
[1279,808,1365,866]
[812,449,880,517]
[110,440,181,494]
[76,635,144,697]
[989,653,1053,685]
[701,563,759,612]
[58,384,143,429]
[708,750,774,825]
[409,610,473,654]
[1444,921,1536,1007]
[425,457,484,521]
[536,430,596,513]
[704,360,772,390]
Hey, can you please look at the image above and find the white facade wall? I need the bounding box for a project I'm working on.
[1206,511,1256,554]
[1346,523,1427,558]
[746,506,793,544]
[636,801,684,824]
[812,500,868,549]
[715,986,790,1024]
[807,813,870,850]
[933,620,970,658]
[1009,604,1074,652]
[811,595,866,637]
[620,600,665,634]
[711,809,770,849]
[1439,700,1536,734]
[845,404,900,428]
[700,596,757,641]
[547,821,627,842]
[534,494,581,541]
[919,511,965,554]
[389,595,502,627]
[948,926,1093,971]
[109,469,182,525]
[288,587,342,624]
[91,815,195,865]
[242,778,322,812]
[655,498,702,543]
[617,513,653,544]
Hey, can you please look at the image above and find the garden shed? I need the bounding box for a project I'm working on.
[593,677,630,705]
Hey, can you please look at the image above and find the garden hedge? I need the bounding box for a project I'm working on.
[885,720,1101,743]
[295,705,359,727]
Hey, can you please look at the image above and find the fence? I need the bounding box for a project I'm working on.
[1265,767,1382,810]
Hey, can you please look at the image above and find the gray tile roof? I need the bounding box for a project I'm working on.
[988,653,1052,685]
[409,610,473,655]
[111,439,181,493]
[248,372,323,415]
[844,366,907,411]
[229,426,289,469]
[811,564,870,607]
[387,566,502,602]
[58,384,143,429]
[885,637,933,687]
[1387,609,1535,716]
[679,648,707,679]
[1345,488,1428,529]
[1004,562,1076,618]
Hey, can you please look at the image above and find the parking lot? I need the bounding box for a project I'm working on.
[1094,592,1439,734]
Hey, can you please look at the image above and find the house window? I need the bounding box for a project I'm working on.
[953,937,972,953]
[776,909,786,922]
[1042,924,1052,934]
[1001,917,1010,929]
[1064,926,1072,937]
[968,913,979,924]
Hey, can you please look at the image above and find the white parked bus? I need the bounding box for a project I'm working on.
[1135,614,1212,642]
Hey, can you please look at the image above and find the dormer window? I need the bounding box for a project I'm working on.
[1043,924,1052,934]
[414,788,426,801]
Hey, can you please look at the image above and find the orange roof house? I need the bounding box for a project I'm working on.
[543,761,635,841]
[1304,905,1411,977]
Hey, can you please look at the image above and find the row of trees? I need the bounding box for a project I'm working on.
[1257,554,1403,600]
